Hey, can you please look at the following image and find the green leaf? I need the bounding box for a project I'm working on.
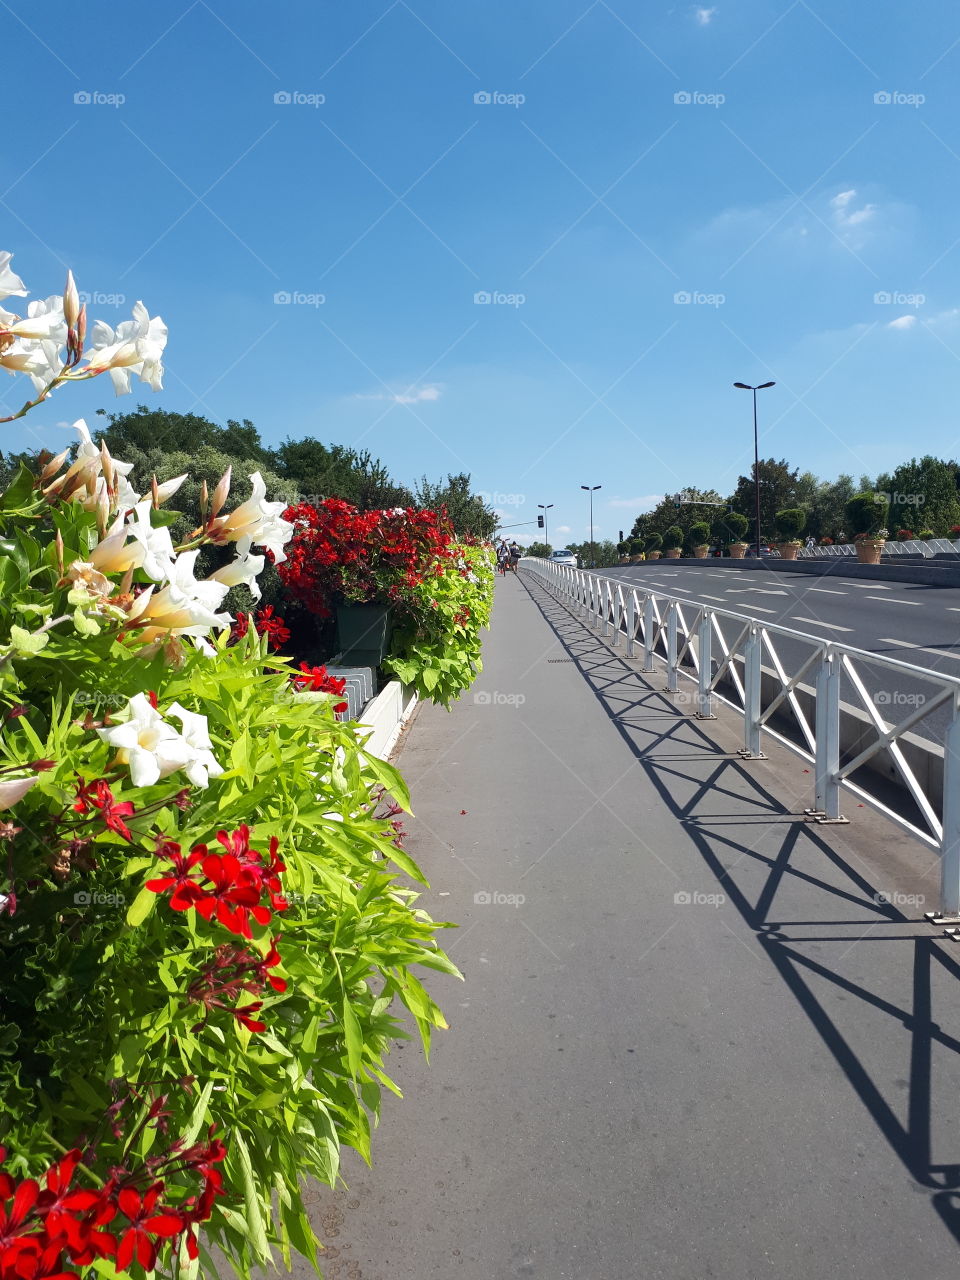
[73,607,101,637]
[342,995,363,1079]
[126,886,157,927]
[9,624,49,654]
[233,1133,271,1262]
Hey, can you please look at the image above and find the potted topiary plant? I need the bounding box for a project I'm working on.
[617,540,631,562]
[719,510,750,558]
[645,532,663,560]
[662,525,683,558]
[774,507,806,560]
[629,537,645,563]
[687,521,711,558]
[845,492,888,564]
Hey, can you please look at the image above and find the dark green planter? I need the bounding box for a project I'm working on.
[336,604,393,666]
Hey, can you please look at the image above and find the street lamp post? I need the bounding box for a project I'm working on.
[538,503,554,551]
[581,485,601,567]
[733,381,776,558]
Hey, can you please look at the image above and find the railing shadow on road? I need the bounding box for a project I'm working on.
[521,572,960,1225]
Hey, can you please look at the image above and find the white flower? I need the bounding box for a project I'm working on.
[14,295,67,343]
[97,694,193,787]
[81,301,167,395]
[209,471,294,563]
[154,473,187,504]
[208,535,265,600]
[66,560,113,598]
[0,251,27,302]
[166,702,224,788]
[44,420,142,512]
[124,500,176,582]
[0,774,39,809]
[127,550,232,640]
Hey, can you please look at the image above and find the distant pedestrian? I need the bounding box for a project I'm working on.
[805,536,815,550]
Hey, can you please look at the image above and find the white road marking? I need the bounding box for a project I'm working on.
[880,638,960,662]
[740,604,777,613]
[849,583,890,590]
[791,616,853,632]
[807,588,847,595]
[865,596,920,606]
[746,588,789,595]
[702,594,725,601]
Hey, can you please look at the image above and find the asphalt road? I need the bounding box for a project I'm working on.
[296,573,960,1280]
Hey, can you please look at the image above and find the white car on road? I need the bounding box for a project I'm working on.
[549,549,578,568]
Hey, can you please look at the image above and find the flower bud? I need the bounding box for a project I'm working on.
[63,270,80,330]
[76,304,87,349]
[199,480,209,519]
[210,466,232,520]
[55,528,64,575]
[39,448,70,482]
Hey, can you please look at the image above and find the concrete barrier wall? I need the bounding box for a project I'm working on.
[359,680,418,760]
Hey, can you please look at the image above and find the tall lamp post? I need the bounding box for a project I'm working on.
[580,485,601,567]
[538,503,554,551]
[733,381,775,557]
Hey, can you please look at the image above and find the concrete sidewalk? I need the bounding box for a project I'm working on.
[303,570,960,1280]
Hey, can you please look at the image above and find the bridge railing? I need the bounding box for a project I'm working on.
[520,557,960,918]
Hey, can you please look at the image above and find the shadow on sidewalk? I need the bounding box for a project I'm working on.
[521,572,960,1233]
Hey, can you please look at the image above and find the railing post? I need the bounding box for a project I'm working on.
[697,611,716,719]
[739,625,765,759]
[666,603,679,693]
[939,691,960,916]
[642,596,655,672]
[626,592,637,658]
[603,581,613,638]
[809,648,843,820]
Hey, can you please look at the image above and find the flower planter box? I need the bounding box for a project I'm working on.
[664,548,681,559]
[855,539,885,565]
[647,550,662,560]
[777,543,800,561]
[728,544,747,559]
[692,547,709,559]
[336,603,394,665]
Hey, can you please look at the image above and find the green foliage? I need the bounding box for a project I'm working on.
[644,532,662,552]
[629,538,644,555]
[417,474,498,541]
[712,510,748,544]
[845,492,885,536]
[526,541,552,558]
[885,456,960,536]
[383,546,494,708]
[0,461,458,1278]
[686,521,710,548]
[774,507,806,540]
[661,525,683,550]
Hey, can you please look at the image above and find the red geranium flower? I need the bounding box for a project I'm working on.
[114,1186,182,1273]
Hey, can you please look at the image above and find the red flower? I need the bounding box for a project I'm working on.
[73,778,136,841]
[291,664,348,712]
[191,853,271,939]
[114,1186,182,1273]
[146,841,206,911]
[233,1003,266,1033]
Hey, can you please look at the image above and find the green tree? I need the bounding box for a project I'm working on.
[730,458,799,545]
[526,541,552,557]
[274,438,413,510]
[417,473,498,540]
[567,538,620,568]
[885,456,960,536]
[638,488,724,541]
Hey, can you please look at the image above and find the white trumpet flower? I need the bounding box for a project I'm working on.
[82,302,167,395]
[208,471,294,563]
[208,535,265,601]
[97,693,200,788]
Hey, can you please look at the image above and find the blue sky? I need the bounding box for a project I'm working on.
[3,1,960,544]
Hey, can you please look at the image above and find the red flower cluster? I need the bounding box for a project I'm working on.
[229,607,290,651]
[897,528,915,539]
[73,778,136,842]
[186,938,286,1034]
[0,1134,226,1280]
[291,663,348,713]
[147,827,287,940]
[278,499,455,618]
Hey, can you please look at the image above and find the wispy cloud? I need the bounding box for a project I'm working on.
[695,7,717,24]
[607,494,663,509]
[355,385,442,404]
[888,314,916,330]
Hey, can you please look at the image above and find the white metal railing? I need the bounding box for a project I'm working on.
[520,557,960,917]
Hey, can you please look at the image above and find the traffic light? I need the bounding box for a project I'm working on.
[537,514,544,528]
[619,530,624,543]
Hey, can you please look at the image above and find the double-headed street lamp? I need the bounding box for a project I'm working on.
[733,381,776,558]
[538,503,554,549]
[581,484,601,567]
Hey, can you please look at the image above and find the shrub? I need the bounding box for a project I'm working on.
[629,538,644,555]
[687,521,710,548]
[820,537,833,545]
[661,525,683,551]
[774,507,806,540]
[896,529,915,540]
[950,526,960,537]
[714,510,749,544]
[845,492,885,536]
[644,533,663,553]
[918,529,936,539]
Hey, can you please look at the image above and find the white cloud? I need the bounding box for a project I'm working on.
[829,188,877,244]
[607,494,664,510]
[888,314,916,330]
[695,6,717,23]
[555,524,571,534]
[831,189,855,209]
[355,385,442,405]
